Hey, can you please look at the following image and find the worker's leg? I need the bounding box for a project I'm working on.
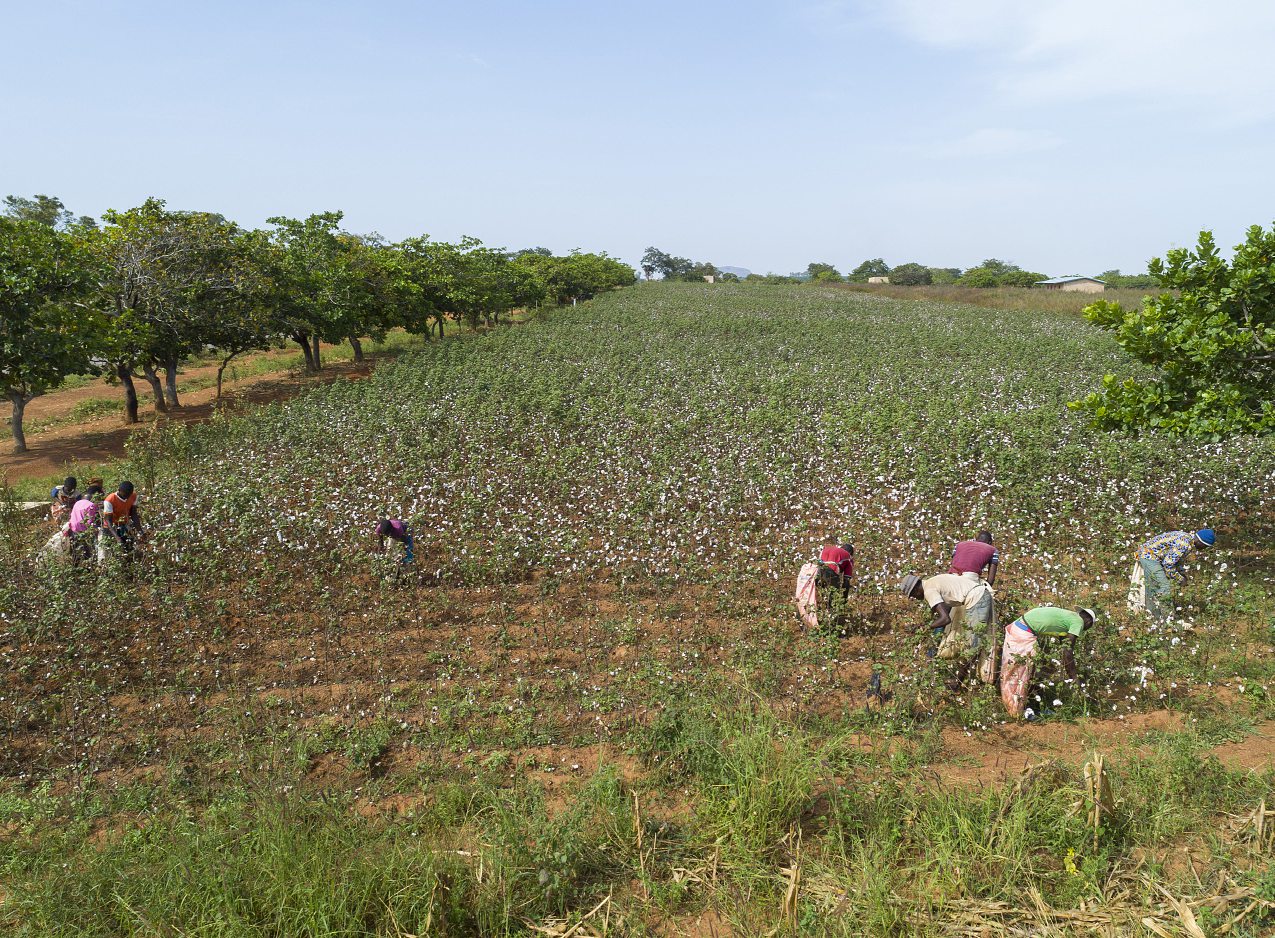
[402,534,415,564]
[1139,557,1172,619]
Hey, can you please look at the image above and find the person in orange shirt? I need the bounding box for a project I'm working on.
[102,480,145,560]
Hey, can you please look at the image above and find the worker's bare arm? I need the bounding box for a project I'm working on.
[930,602,952,630]
[985,561,998,587]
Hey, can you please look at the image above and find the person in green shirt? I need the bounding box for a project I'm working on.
[1000,606,1096,720]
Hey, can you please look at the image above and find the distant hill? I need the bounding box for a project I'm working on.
[717,266,752,278]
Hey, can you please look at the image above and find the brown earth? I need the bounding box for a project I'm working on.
[0,346,377,485]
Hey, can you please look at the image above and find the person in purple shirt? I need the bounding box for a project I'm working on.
[949,530,999,586]
[375,519,415,564]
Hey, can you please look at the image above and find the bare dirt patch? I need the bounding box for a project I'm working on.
[0,349,377,484]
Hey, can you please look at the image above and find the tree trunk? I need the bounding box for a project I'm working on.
[295,334,317,372]
[163,354,182,408]
[311,334,322,371]
[215,352,240,403]
[141,363,168,413]
[9,393,27,454]
[349,336,364,362]
[117,365,140,424]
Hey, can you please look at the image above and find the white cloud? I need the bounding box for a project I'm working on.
[928,127,1064,158]
[870,0,1275,123]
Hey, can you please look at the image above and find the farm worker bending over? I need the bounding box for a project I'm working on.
[50,476,78,523]
[375,519,415,564]
[65,484,103,565]
[816,538,855,627]
[1000,607,1096,720]
[949,530,999,586]
[1130,528,1215,619]
[102,481,144,560]
[900,572,994,690]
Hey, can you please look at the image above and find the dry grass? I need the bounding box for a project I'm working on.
[839,282,1157,315]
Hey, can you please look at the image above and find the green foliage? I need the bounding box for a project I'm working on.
[806,262,843,282]
[1075,226,1275,436]
[957,258,1044,288]
[1096,268,1159,290]
[848,258,890,282]
[888,262,932,286]
[512,250,635,305]
[0,217,102,450]
[928,266,962,284]
[642,245,718,281]
[3,193,95,230]
[1001,269,1048,287]
[957,266,1001,287]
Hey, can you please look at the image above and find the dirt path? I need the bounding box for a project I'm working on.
[1,350,376,485]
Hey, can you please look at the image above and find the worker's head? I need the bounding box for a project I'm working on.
[1194,529,1216,549]
[85,483,104,498]
[976,530,993,544]
[375,519,393,536]
[1077,607,1097,631]
[63,476,77,492]
[840,540,854,556]
[899,574,923,600]
[117,481,134,498]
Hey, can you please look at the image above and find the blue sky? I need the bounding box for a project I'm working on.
[3,0,1272,275]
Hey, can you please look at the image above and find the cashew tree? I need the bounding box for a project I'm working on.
[0,217,101,452]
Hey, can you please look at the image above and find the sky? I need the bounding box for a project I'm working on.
[3,0,1274,276]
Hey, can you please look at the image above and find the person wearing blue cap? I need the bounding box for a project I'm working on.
[1132,528,1216,618]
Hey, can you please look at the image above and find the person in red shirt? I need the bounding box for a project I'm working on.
[816,538,855,628]
[949,530,999,586]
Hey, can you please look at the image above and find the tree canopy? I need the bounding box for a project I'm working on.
[848,258,889,282]
[888,262,932,286]
[0,192,636,453]
[1073,226,1275,436]
[0,218,102,451]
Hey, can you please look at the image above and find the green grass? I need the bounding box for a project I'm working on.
[3,285,1274,934]
[2,694,1271,936]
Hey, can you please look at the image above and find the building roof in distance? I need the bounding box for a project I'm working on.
[1034,276,1106,284]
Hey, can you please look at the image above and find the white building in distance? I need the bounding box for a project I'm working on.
[1034,276,1106,293]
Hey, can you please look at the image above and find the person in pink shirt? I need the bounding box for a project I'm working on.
[63,483,103,565]
[949,530,999,586]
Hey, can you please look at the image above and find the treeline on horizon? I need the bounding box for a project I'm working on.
[642,246,1157,289]
[0,194,636,452]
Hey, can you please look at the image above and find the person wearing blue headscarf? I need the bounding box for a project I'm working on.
[1133,528,1216,618]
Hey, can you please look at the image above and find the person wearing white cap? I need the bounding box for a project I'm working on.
[1000,606,1096,720]
[900,571,994,690]
[1132,528,1216,619]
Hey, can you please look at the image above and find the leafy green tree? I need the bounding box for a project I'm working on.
[3,193,95,230]
[1073,226,1275,436]
[0,218,102,452]
[806,262,842,282]
[641,247,671,279]
[641,246,695,280]
[1001,269,1047,287]
[261,212,379,372]
[928,267,962,284]
[888,262,932,286]
[91,199,244,415]
[957,267,1004,288]
[513,251,635,305]
[1096,269,1159,290]
[684,261,720,282]
[848,258,890,282]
